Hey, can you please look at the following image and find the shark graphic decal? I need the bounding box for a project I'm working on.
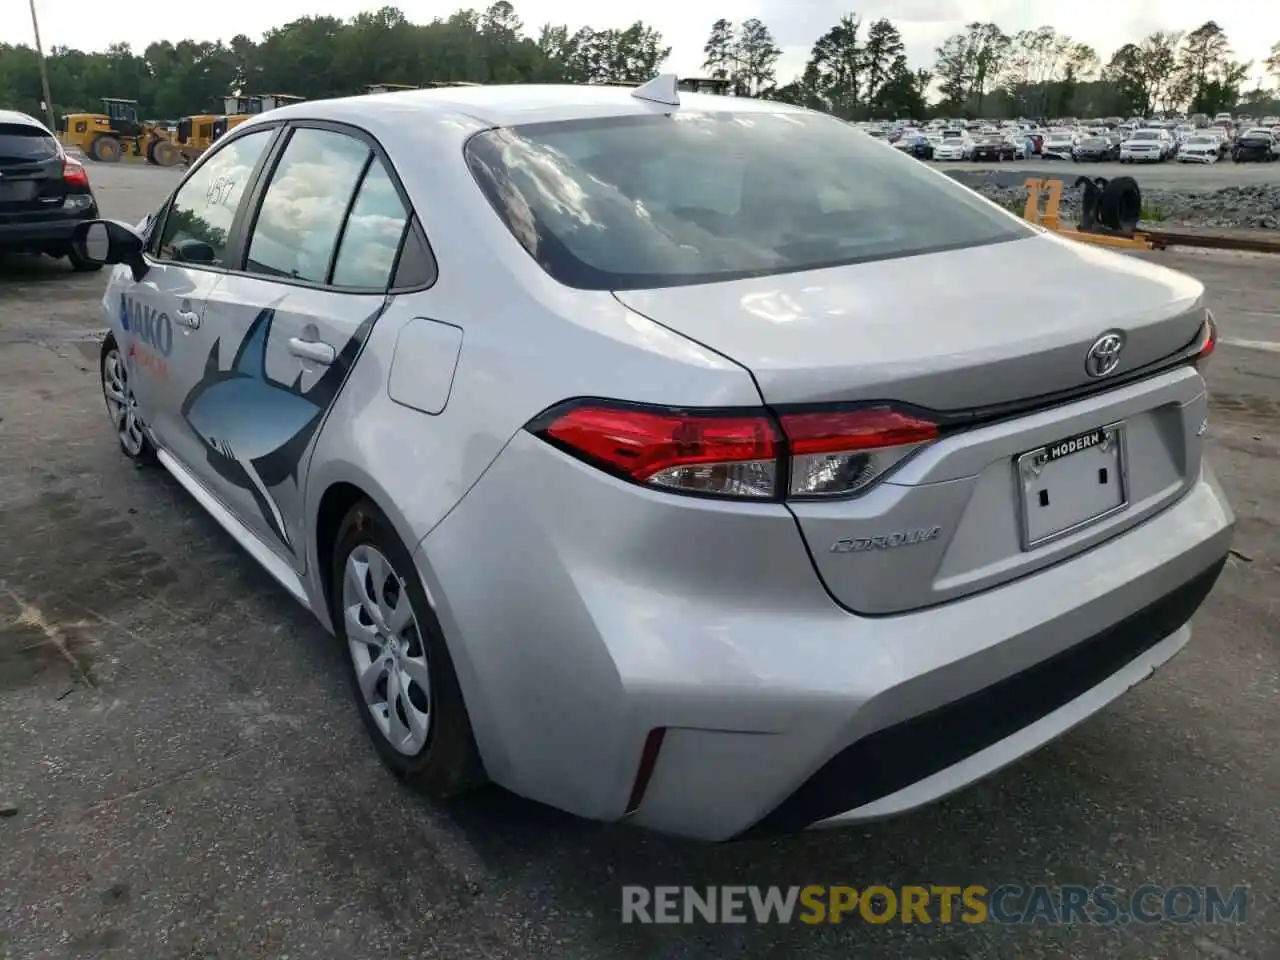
[180,305,378,549]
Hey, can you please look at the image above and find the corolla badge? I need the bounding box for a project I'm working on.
[831,526,942,554]
[1085,331,1125,378]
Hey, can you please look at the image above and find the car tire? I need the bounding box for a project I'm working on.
[100,334,155,463]
[331,498,486,800]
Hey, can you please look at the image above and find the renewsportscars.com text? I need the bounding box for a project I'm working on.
[621,884,1249,925]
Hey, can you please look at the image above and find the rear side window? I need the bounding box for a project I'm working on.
[156,128,274,266]
[465,112,1030,291]
[330,160,409,289]
[245,128,371,283]
[0,123,59,163]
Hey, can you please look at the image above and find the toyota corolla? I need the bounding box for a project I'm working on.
[74,79,1233,841]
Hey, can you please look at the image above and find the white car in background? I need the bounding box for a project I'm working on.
[1120,128,1173,163]
[1042,132,1077,160]
[1177,134,1224,163]
[932,136,970,161]
[1006,135,1029,160]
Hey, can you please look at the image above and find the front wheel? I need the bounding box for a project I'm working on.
[88,136,122,163]
[100,335,154,462]
[332,499,485,799]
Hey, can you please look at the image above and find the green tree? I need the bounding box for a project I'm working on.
[0,4,673,118]
[1100,43,1149,115]
[875,59,930,118]
[806,15,865,118]
[1174,22,1229,105]
[862,19,905,111]
[1137,31,1182,114]
[1266,41,1280,87]
[733,18,781,96]
[933,23,1009,116]
[702,19,736,81]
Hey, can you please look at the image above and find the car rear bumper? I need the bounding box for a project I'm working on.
[0,204,98,247]
[416,433,1234,841]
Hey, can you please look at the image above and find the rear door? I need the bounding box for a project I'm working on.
[181,122,429,566]
[0,120,69,227]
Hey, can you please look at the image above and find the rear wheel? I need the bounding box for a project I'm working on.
[89,136,122,163]
[100,336,154,462]
[332,499,485,799]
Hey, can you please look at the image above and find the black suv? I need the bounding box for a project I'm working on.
[0,110,102,271]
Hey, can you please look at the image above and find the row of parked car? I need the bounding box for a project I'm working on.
[879,122,1280,165]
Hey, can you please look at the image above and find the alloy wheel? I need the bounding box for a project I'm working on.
[342,544,432,756]
[102,346,146,457]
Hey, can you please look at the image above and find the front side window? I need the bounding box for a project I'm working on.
[466,111,1031,291]
[156,128,274,266]
[245,127,371,283]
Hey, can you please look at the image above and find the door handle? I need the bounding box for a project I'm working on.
[175,309,201,329]
[287,337,336,365]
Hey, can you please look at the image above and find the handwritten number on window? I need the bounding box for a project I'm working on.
[205,175,237,208]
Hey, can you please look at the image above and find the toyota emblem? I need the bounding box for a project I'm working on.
[1085,331,1125,378]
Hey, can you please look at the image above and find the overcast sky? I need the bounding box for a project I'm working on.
[9,0,1278,87]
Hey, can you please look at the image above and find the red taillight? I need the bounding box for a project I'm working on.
[539,403,779,499]
[780,407,940,499]
[533,401,939,501]
[1194,311,1217,365]
[63,157,89,188]
[780,408,939,455]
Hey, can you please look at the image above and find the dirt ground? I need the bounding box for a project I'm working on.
[1,165,1277,959]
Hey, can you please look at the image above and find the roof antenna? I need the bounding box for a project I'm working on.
[630,73,680,107]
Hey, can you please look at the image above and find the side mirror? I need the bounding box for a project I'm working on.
[171,238,216,265]
[71,219,149,282]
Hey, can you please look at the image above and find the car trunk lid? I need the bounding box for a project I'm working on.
[614,233,1210,613]
[613,233,1205,412]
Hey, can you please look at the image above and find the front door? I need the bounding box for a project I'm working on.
[174,124,415,569]
[115,264,222,436]
[134,124,281,497]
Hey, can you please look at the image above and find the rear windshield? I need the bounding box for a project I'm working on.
[0,123,59,163]
[465,111,1030,291]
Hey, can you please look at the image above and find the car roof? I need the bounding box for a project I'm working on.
[0,109,48,131]
[263,83,808,130]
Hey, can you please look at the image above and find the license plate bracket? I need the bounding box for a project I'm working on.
[1015,422,1128,550]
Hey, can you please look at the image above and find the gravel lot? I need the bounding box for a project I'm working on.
[934,159,1280,230]
[1,164,1277,960]
[932,159,1280,191]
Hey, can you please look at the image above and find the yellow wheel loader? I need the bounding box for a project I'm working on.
[56,98,182,166]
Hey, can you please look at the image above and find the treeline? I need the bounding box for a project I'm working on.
[917,21,1280,120]
[0,3,669,119]
[1,4,1278,123]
